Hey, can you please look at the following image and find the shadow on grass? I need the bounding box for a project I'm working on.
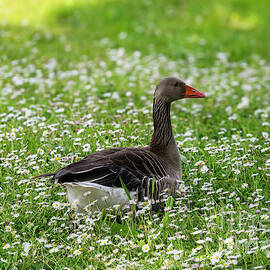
[1,0,269,62]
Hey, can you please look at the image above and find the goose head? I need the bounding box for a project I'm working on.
[154,77,206,103]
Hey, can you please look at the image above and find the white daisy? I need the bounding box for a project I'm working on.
[211,251,222,264]
[142,244,150,253]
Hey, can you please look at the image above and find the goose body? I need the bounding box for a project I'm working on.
[61,147,172,212]
[35,77,205,212]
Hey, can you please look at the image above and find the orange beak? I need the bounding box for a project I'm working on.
[184,85,206,98]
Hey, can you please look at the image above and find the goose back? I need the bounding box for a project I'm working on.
[51,147,170,191]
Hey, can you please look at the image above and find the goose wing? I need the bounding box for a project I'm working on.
[35,147,168,191]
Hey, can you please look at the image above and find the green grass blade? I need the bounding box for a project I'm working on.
[119,176,132,201]
[151,177,155,200]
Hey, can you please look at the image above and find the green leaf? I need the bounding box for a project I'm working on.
[166,196,174,208]
[151,177,155,199]
[163,196,174,227]
[119,176,132,201]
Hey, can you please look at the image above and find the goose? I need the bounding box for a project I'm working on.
[35,77,205,212]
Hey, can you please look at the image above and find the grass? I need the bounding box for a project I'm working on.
[0,0,269,269]
[1,0,270,62]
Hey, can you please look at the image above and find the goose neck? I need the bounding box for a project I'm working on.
[150,98,174,150]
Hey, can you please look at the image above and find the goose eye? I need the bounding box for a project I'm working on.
[174,82,179,87]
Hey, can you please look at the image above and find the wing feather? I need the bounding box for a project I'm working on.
[35,147,169,192]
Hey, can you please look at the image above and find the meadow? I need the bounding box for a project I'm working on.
[0,0,269,269]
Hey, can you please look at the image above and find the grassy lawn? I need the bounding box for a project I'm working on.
[0,0,269,269]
